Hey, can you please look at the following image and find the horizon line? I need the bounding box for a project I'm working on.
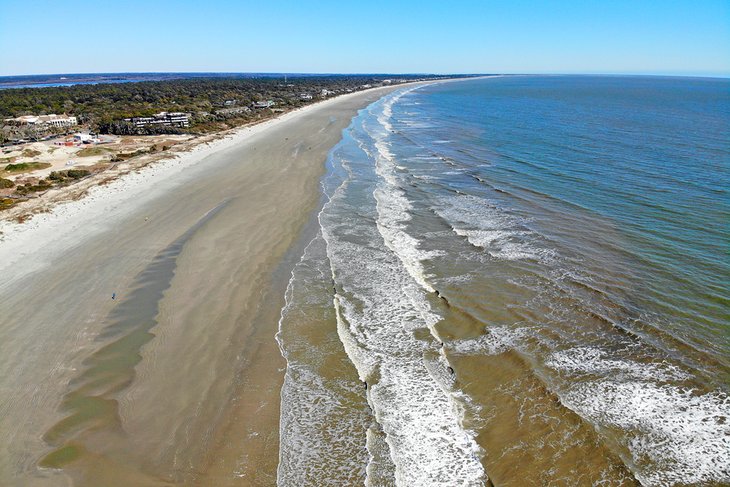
[0,71,728,80]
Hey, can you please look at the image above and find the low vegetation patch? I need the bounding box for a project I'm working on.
[76,147,110,157]
[4,162,51,174]
[21,148,42,158]
[110,148,151,162]
[15,179,53,194]
[49,169,91,181]
[0,167,96,212]
[0,197,18,210]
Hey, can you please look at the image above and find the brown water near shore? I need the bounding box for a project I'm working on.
[0,86,403,486]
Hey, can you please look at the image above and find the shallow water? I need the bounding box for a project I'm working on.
[277,76,730,486]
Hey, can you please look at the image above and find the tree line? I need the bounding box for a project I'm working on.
[0,75,455,135]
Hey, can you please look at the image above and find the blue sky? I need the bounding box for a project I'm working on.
[0,0,728,76]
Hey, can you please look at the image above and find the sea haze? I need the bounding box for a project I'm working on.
[277,75,730,486]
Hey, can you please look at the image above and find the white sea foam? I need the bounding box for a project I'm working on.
[365,420,397,486]
[547,348,730,485]
[320,91,487,486]
[434,194,555,262]
[331,261,485,486]
[278,365,370,485]
[546,347,691,382]
[449,326,530,356]
[372,91,443,297]
[277,235,372,486]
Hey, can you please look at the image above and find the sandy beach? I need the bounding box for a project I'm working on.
[0,84,407,486]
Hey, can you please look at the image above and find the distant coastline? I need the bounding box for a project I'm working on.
[0,72,476,90]
[0,74,463,217]
[3,72,727,91]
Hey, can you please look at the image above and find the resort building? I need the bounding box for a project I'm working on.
[252,100,275,109]
[124,112,190,128]
[4,114,78,127]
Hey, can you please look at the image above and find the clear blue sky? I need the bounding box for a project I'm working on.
[1,0,728,77]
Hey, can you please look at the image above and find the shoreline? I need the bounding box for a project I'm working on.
[0,82,421,485]
[0,83,421,227]
[0,83,423,288]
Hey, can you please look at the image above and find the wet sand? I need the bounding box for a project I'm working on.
[0,85,406,486]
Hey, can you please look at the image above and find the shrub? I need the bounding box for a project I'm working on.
[4,162,51,173]
[66,169,90,179]
[5,163,30,172]
[0,198,16,210]
[21,149,42,158]
[0,178,14,188]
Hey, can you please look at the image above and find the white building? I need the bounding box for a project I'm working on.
[73,133,92,142]
[252,100,275,109]
[124,112,190,128]
[5,114,77,127]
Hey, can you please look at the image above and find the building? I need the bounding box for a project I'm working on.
[320,89,335,98]
[73,133,93,142]
[252,100,275,109]
[4,114,77,127]
[124,112,190,128]
[299,93,313,100]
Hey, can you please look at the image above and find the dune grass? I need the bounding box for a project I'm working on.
[3,162,51,174]
[76,147,110,157]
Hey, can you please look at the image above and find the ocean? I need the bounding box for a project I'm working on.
[276,76,730,486]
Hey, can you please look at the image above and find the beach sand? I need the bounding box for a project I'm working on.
[0,84,406,486]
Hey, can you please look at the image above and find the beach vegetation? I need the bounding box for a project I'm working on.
[110,149,149,162]
[14,178,52,194]
[0,169,92,208]
[75,147,109,157]
[21,148,42,157]
[0,197,18,209]
[66,169,90,179]
[49,169,90,181]
[3,162,51,173]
